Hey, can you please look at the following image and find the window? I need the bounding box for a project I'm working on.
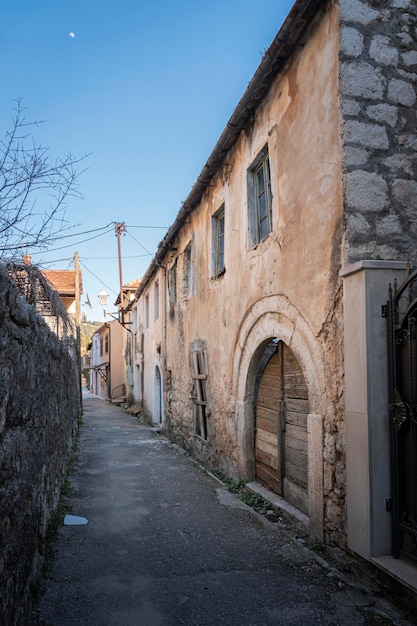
[100,336,104,357]
[154,280,159,321]
[104,334,109,355]
[212,205,225,277]
[190,348,209,440]
[248,147,272,247]
[183,244,192,298]
[169,261,177,304]
[145,294,149,329]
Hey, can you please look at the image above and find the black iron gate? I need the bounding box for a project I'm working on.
[387,269,417,562]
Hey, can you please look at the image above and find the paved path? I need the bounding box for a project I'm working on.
[33,393,413,626]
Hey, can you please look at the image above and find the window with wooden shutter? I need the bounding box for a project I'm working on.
[190,349,208,440]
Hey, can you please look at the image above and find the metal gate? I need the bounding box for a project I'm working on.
[387,269,417,562]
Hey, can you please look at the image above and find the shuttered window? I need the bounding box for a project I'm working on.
[190,349,208,440]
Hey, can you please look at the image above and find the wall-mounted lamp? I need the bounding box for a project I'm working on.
[98,290,132,331]
[98,289,120,323]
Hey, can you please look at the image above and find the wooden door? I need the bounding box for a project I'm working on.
[255,342,308,511]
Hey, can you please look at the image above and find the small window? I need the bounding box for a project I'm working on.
[100,336,104,357]
[104,334,109,355]
[145,294,149,329]
[154,280,159,321]
[169,261,177,304]
[183,244,192,298]
[212,205,225,277]
[248,147,272,247]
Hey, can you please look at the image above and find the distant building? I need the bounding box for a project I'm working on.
[89,321,125,402]
[41,269,82,334]
[6,256,82,339]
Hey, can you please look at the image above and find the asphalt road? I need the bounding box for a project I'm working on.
[32,393,414,626]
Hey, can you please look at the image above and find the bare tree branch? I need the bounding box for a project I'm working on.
[0,98,89,257]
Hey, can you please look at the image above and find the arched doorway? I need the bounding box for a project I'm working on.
[255,339,309,514]
[153,366,162,424]
[233,296,326,536]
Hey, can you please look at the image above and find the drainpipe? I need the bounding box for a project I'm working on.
[163,265,167,371]
[156,262,168,371]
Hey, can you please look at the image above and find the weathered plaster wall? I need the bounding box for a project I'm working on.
[0,265,81,625]
[340,0,417,264]
[161,2,346,541]
[139,270,165,424]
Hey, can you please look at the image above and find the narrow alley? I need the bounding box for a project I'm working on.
[33,394,414,626]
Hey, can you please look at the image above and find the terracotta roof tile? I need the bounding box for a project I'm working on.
[42,270,83,295]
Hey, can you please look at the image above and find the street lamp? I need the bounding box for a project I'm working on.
[98,289,109,315]
[98,289,132,331]
[98,289,120,322]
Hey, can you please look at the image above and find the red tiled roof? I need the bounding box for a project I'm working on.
[42,270,83,295]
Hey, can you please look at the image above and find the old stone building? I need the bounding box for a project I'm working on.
[129,0,417,592]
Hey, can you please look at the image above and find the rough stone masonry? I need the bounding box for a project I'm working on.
[340,0,417,264]
[0,265,81,626]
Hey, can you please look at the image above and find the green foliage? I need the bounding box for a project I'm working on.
[210,468,246,492]
[240,491,272,509]
[210,468,273,511]
[60,476,71,496]
[80,321,101,353]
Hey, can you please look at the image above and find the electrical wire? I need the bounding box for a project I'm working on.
[82,253,151,260]
[79,259,118,296]
[0,223,115,252]
[29,229,112,255]
[125,229,153,256]
[126,224,168,229]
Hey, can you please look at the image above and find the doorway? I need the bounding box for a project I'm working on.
[255,339,309,514]
[153,366,162,424]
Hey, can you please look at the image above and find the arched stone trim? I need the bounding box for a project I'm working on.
[232,295,326,539]
[153,365,163,424]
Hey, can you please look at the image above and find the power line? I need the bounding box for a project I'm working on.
[45,223,115,242]
[126,224,168,229]
[37,257,74,266]
[29,229,112,255]
[79,260,118,296]
[82,253,151,260]
[0,223,115,252]
[125,229,153,256]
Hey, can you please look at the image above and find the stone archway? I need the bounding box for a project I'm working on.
[232,295,326,538]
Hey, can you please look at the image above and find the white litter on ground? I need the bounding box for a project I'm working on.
[64,514,88,526]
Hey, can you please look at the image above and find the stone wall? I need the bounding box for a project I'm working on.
[340,0,417,264]
[0,265,81,625]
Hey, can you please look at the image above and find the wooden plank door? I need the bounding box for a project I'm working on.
[255,350,282,494]
[255,342,308,510]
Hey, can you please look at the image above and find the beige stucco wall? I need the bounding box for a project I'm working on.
[138,271,165,424]
[91,321,126,401]
[146,4,346,540]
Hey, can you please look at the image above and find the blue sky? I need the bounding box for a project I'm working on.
[2,0,295,322]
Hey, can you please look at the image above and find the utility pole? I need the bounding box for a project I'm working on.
[115,222,126,326]
[74,250,81,328]
[74,251,83,413]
